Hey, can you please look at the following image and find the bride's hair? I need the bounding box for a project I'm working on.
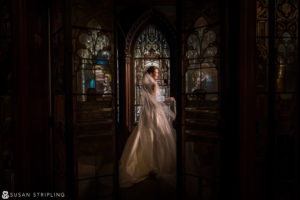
[146,66,159,74]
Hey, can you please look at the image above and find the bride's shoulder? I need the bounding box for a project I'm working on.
[153,82,159,90]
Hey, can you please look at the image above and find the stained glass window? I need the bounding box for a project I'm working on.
[72,12,115,198]
[275,0,298,92]
[133,25,170,122]
[274,1,298,190]
[75,19,112,101]
[256,0,299,198]
[185,17,219,101]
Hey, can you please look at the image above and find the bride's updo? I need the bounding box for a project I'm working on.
[146,66,159,74]
[142,66,158,94]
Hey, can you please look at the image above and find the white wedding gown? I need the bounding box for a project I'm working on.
[119,73,177,188]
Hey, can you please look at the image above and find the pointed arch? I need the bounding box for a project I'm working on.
[125,9,176,56]
[124,10,177,132]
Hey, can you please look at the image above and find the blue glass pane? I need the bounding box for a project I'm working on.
[97,60,105,65]
[90,79,95,88]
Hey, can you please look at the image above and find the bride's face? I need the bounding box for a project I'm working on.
[151,69,159,80]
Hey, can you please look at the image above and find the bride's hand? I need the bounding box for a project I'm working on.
[164,97,175,104]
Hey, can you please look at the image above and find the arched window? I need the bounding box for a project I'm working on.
[75,19,112,101]
[133,25,170,122]
[185,17,219,101]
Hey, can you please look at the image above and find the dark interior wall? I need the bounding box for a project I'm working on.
[238,0,256,200]
[219,0,240,199]
[11,0,52,192]
[0,0,14,192]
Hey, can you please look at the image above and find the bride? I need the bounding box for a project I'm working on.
[119,66,177,188]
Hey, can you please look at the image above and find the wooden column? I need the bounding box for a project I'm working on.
[12,0,30,192]
[125,54,132,133]
[238,0,256,199]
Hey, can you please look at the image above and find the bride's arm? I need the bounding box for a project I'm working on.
[153,83,174,103]
[163,97,175,104]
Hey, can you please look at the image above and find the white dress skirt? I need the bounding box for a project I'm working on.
[119,73,176,188]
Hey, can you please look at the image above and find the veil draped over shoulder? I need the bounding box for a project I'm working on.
[119,72,176,188]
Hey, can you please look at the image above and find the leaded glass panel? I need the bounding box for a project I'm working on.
[185,17,219,102]
[274,2,298,194]
[133,25,170,122]
[71,12,115,199]
[183,13,221,199]
[275,0,298,92]
[74,19,112,101]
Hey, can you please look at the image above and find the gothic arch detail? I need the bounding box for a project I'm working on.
[124,10,176,132]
